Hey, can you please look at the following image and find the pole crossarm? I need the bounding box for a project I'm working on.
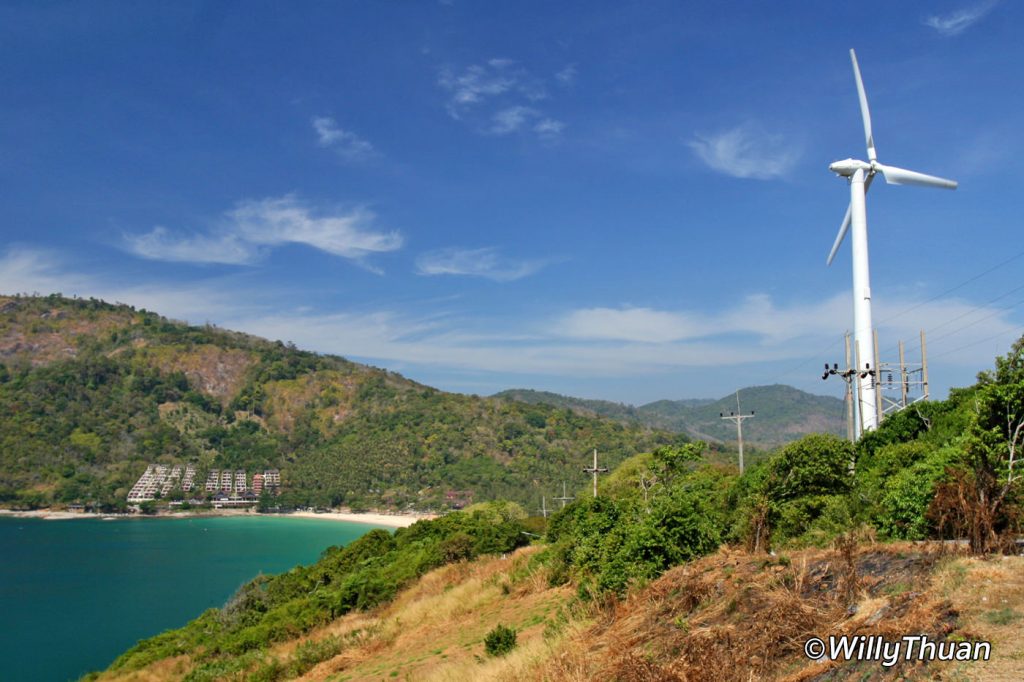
[720,391,754,474]
[582,449,608,498]
[553,481,574,508]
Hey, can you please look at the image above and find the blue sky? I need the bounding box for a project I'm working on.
[2,0,1022,405]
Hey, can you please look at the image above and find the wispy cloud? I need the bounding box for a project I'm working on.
[688,123,798,180]
[124,195,402,268]
[533,118,566,138]
[438,59,518,113]
[924,1,999,36]
[555,64,577,86]
[437,59,565,139]
[415,247,545,282]
[312,116,375,160]
[0,247,245,321]
[490,106,538,135]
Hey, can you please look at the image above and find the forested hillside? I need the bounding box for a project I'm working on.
[495,383,845,447]
[92,336,1024,681]
[0,294,684,511]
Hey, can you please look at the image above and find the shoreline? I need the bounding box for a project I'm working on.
[0,508,435,528]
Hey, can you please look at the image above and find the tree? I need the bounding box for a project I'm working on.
[931,381,1024,553]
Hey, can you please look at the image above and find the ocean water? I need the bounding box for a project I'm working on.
[0,515,384,682]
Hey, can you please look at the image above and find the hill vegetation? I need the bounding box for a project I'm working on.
[0,294,685,512]
[494,383,846,447]
[87,336,1024,680]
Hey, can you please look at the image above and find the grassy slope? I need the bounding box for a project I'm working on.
[93,542,1024,682]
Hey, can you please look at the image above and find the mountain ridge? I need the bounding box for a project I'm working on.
[493,384,845,447]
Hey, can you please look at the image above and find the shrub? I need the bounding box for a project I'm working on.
[484,624,517,657]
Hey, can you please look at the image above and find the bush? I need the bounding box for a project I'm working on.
[484,624,517,657]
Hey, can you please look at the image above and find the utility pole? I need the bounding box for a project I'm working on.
[845,332,855,442]
[554,481,574,508]
[720,391,755,474]
[582,449,608,498]
[538,496,548,519]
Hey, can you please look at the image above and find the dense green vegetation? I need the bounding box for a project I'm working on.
[539,339,1024,596]
[495,383,846,447]
[0,294,683,511]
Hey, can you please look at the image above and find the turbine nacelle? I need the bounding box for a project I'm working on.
[829,158,872,178]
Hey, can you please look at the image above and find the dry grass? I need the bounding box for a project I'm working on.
[91,541,1024,682]
[931,554,1024,681]
[92,655,191,682]
[290,545,577,682]
[535,543,980,681]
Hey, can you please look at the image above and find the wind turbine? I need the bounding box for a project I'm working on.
[827,49,956,434]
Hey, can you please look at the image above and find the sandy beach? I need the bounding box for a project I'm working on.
[284,510,434,528]
[0,507,433,527]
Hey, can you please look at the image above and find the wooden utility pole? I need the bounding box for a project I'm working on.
[845,332,855,442]
[554,481,574,508]
[582,449,608,498]
[720,391,755,474]
[855,346,865,436]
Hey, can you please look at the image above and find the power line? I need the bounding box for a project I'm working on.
[928,327,1024,362]
[873,247,1024,327]
[887,293,1024,360]
[878,282,1024,360]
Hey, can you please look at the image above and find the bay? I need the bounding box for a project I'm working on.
[0,515,383,682]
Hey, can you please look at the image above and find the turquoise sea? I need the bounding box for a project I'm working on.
[0,515,383,682]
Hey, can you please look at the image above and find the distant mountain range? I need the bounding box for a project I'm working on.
[493,385,846,448]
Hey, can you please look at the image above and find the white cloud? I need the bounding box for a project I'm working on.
[438,59,564,139]
[0,247,244,321]
[688,123,798,180]
[534,118,566,138]
[416,247,544,282]
[561,307,702,343]
[555,64,577,85]
[123,195,402,268]
[556,293,1021,364]
[490,106,538,135]
[125,227,254,265]
[438,61,517,113]
[924,1,999,36]
[312,116,375,160]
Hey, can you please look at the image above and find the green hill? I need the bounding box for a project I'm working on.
[494,384,845,447]
[0,294,685,512]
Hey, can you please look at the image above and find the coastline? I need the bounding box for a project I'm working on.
[0,508,434,528]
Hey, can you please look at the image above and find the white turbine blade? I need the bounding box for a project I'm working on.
[876,163,957,189]
[827,205,851,266]
[826,173,873,266]
[850,49,876,162]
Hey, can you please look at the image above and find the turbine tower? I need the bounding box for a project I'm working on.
[827,49,956,433]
